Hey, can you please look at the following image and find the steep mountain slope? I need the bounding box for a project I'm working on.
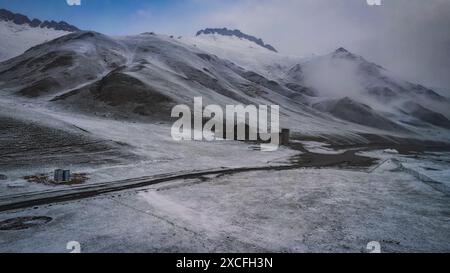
[5,32,317,123]
[0,32,348,138]
[284,47,450,131]
[182,30,450,139]
[313,97,409,133]
[0,9,79,61]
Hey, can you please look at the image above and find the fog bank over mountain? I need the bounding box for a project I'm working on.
[1,0,448,91]
[199,0,450,92]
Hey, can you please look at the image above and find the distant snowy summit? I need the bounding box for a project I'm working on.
[0,9,80,61]
[196,28,278,53]
[0,8,79,32]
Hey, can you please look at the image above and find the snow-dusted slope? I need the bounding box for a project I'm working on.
[285,48,450,132]
[0,20,70,61]
[0,9,78,62]
[181,30,301,80]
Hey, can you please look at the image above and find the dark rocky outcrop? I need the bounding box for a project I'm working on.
[314,97,408,133]
[196,28,277,52]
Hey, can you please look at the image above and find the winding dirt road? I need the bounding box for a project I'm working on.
[0,149,377,213]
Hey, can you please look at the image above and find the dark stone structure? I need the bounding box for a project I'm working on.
[280,129,290,145]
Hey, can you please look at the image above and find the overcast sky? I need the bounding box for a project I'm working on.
[1,0,449,90]
[198,0,450,91]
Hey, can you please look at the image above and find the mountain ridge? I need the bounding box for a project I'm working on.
[0,8,79,32]
[196,27,278,52]
[1,30,449,144]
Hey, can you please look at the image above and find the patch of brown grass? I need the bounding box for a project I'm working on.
[23,174,50,184]
[69,173,89,185]
[24,173,89,185]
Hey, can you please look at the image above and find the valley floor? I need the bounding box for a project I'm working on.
[0,151,449,253]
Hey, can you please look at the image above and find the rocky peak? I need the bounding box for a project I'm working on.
[196,27,277,52]
[332,47,358,59]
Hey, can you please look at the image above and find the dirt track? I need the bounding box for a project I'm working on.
[4,130,448,213]
[0,144,382,213]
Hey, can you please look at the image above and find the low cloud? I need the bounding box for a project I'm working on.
[197,0,450,90]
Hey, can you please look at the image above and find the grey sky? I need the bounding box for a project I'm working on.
[191,0,450,91]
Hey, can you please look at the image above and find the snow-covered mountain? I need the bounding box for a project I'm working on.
[0,9,79,61]
[196,28,278,52]
[1,26,449,143]
[0,32,315,125]
[284,47,450,132]
[183,30,450,138]
[182,29,300,80]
